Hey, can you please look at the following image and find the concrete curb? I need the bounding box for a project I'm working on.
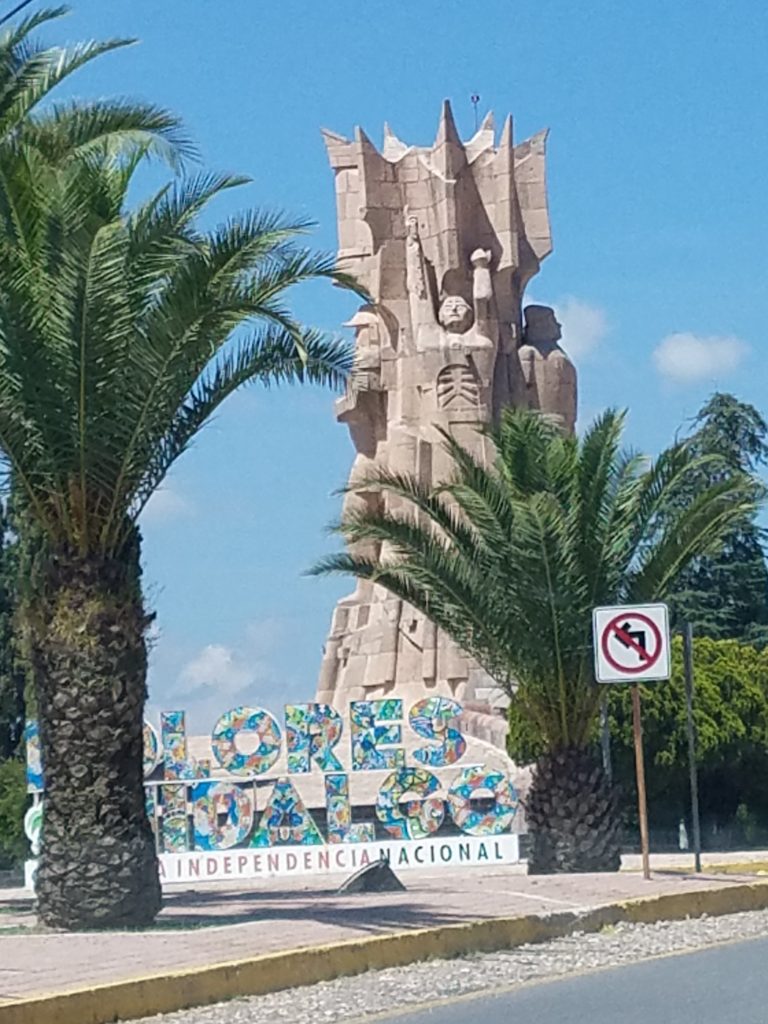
[3,880,768,1024]
[658,861,768,876]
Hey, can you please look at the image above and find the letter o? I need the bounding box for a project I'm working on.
[211,706,282,775]
[376,767,445,840]
[447,765,518,836]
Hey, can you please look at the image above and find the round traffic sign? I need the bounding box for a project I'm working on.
[600,612,663,676]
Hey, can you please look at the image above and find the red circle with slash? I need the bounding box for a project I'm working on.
[601,613,663,675]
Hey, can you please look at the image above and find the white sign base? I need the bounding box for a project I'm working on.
[159,834,520,885]
[24,834,520,892]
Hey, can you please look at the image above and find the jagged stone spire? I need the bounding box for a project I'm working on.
[315,101,575,721]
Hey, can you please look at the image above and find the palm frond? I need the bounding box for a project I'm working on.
[313,404,762,749]
[21,99,193,167]
[0,6,69,47]
[0,129,359,556]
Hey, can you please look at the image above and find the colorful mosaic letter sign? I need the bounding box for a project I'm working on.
[324,773,375,844]
[409,697,466,767]
[211,706,281,776]
[447,765,519,836]
[25,698,519,869]
[350,700,405,771]
[192,781,253,850]
[285,703,343,774]
[376,767,445,840]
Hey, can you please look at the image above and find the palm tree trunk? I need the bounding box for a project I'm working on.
[525,747,622,874]
[30,534,161,929]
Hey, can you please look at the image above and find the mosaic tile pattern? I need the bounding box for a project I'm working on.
[211,706,282,776]
[447,764,519,835]
[192,781,254,850]
[324,773,375,843]
[409,697,467,767]
[143,721,161,776]
[24,721,43,793]
[251,777,324,846]
[20,697,520,864]
[161,783,189,852]
[145,786,158,837]
[23,802,42,856]
[285,703,343,774]
[162,711,210,780]
[350,699,405,771]
[375,767,445,840]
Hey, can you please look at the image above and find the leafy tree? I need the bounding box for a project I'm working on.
[0,757,26,870]
[667,394,768,645]
[314,409,758,873]
[609,637,768,842]
[0,140,357,928]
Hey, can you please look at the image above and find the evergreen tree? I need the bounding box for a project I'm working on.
[667,394,768,645]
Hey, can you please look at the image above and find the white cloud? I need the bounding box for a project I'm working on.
[150,643,262,734]
[146,618,301,732]
[652,332,749,384]
[179,644,257,695]
[553,297,609,359]
[141,486,193,525]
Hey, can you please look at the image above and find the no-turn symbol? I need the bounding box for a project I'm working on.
[592,604,671,683]
[602,613,662,674]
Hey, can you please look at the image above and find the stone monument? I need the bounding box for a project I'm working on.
[316,102,577,719]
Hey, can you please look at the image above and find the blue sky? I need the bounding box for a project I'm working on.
[42,0,768,729]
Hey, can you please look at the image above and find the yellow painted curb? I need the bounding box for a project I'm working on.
[3,880,768,1024]
[655,860,768,877]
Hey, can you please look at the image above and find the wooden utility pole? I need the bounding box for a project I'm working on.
[599,691,613,782]
[683,622,702,873]
[631,684,651,880]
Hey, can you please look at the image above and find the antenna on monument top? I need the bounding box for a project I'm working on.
[471,93,480,131]
[0,0,38,25]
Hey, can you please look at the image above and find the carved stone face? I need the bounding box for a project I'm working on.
[438,295,473,334]
[523,305,562,344]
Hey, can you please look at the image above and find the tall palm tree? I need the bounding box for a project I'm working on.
[313,409,759,873]
[0,145,358,929]
[0,4,189,746]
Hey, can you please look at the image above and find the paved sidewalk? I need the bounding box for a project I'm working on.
[0,855,764,1004]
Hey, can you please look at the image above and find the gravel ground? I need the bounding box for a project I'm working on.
[137,908,768,1024]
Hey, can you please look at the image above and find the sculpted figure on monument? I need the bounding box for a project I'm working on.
[316,103,572,711]
[334,307,387,569]
[519,304,577,433]
[402,217,499,487]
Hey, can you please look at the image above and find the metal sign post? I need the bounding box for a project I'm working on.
[683,623,703,873]
[593,603,671,882]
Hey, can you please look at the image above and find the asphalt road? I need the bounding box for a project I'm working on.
[374,936,768,1023]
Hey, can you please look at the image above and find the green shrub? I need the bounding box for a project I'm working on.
[0,758,27,868]
[609,637,768,833]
